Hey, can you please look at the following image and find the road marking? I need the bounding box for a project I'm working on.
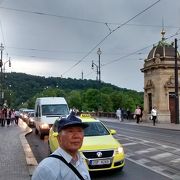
[135,148,157,154]
[136,158,151,164]
[170,158,180,163]
[126,157,174,179]
[122,142,138,146]
[151,165,166,172]
[150,153,173,160]
[117,133,180,153]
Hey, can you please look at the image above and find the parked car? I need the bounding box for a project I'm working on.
[26,112,35,127]
[48,114,125,172]
[19,108,34,122]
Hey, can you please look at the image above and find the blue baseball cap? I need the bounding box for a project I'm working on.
[57,115,88,132]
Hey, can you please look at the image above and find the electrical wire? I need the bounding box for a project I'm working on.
[0,6,106,24]
[102,30,180,67]
[61,0,161,76]
[1,4,178,29]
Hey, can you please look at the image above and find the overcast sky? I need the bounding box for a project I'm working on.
[0,0,180,92]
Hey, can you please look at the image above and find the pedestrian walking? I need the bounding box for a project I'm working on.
[139,106,143,122]
[121,108,124,121]
[32,114,91,180]
[6,108,11,127]
[134,106,141,124]
[126,108,131,120]
[116,108,122,121]
[0,108,3,126]
[15,110,20,125]
[10,109,15,125]
[151,106,157,126]
[2,108,7,127]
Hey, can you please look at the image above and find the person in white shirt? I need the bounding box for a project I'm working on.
[116,108,122,121]
[32,114,91,180]
[151,106,157,126]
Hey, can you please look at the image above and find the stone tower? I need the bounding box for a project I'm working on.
[141,31,180,123]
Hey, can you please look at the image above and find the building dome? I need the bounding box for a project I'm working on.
[147,30,179,59]
[147,40,175,59]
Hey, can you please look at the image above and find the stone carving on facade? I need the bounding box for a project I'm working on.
[144,79,155,92]
[164,75,175,88]
[154,57,161,64]
[164,75,176,95]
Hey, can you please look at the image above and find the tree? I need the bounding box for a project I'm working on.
[100,93,113,112]
[67,90,82,110]
[82,89,99,111]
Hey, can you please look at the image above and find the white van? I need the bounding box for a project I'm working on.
[34,97,69,139]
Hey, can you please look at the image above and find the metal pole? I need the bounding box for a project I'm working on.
[98,49,101,84]
[97,48,102,113]
[175,38,179,124]
[0,44,3,107]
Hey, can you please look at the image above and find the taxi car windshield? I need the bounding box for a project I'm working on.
[84,121,110,136]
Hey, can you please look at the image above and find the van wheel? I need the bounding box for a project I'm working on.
[35,128,38,135]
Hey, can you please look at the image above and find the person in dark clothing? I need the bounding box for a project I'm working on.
[126,109,131,120]
[2,108,7,127]
[139,106,143,122]
[6,108,11,126]
[15,111,20,125]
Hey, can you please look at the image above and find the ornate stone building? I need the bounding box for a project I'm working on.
[141,31,180,123]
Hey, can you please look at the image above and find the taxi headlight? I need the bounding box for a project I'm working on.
[115,147,124,154]
[41,123,49,129]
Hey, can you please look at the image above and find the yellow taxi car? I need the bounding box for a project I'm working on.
[48,114,125,172]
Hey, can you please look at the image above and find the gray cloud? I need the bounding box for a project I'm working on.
[0,0,179,91]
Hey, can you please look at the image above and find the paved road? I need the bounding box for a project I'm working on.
[102,120,180,179]
[27,123,175,180]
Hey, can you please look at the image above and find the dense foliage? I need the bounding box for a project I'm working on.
[4,72,143,113]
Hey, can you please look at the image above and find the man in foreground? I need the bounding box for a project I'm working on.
[32,114,91,180]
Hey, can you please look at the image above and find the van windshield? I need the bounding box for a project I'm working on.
[42,104,69,116]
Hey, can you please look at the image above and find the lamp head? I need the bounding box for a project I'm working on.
[9,59,11,67]
[91,61,94,69]
[97,48,102,55]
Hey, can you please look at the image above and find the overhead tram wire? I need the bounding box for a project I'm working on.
[1,5,180,30]
[102,30,180,67]
[84,29,180,80]
[0,6,106,25]
[83,29,180,80]
[61,0,161,76]
[83,30,180,80]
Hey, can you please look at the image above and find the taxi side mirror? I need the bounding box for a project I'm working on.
[110,129,116,135]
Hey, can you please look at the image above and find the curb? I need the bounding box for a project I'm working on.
[99,118,180,131]
[18,119,38,177]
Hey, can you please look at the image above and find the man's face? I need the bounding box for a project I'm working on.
[57,126,84,155]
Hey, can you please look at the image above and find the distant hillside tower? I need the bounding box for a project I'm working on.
[141,31,180,123]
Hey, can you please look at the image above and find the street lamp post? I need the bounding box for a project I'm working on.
[3,57,11,78]
[0,43,4,107]
[97,48,102,113]
[91,48,102,114]
[92,60,99,81]
[0,44,12,108]
[97,48,102,84]
[174,38,179,124]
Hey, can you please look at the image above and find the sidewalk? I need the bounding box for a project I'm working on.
[98,117,180,131]
[0,119,37,180]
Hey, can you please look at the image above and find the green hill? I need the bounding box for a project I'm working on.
[3,72,143,112]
